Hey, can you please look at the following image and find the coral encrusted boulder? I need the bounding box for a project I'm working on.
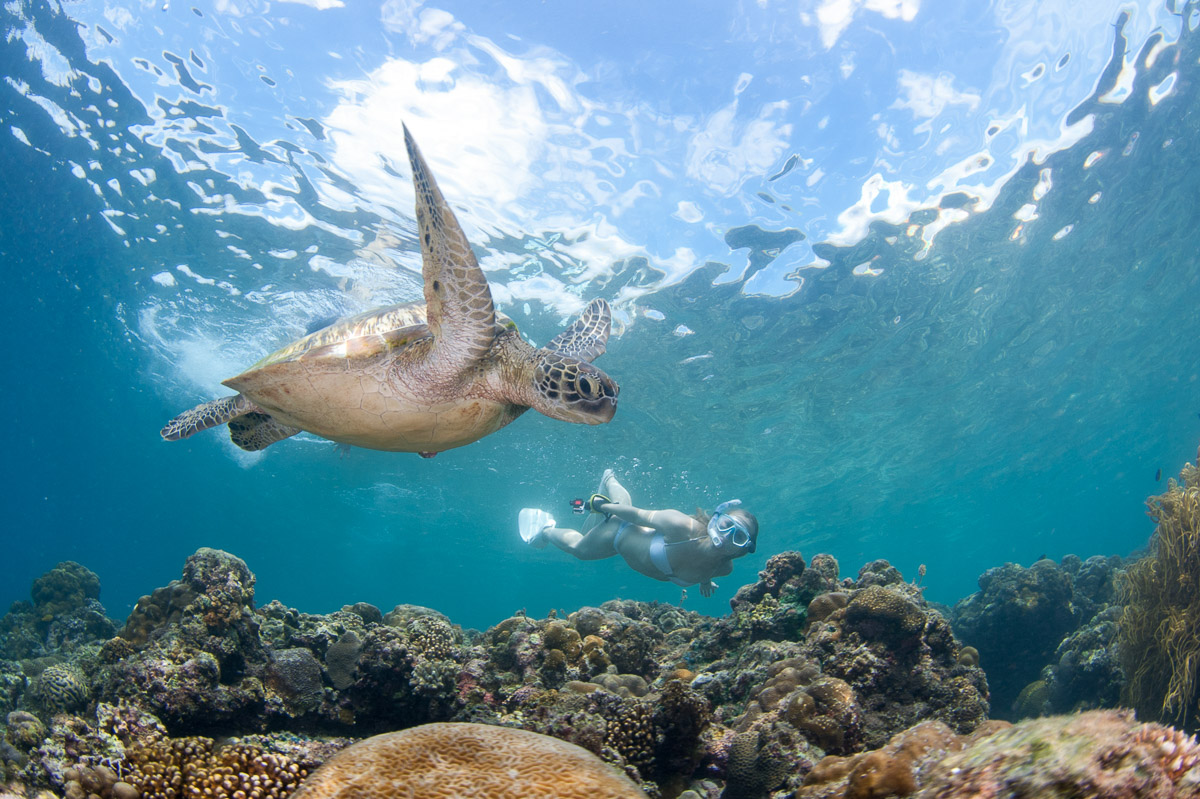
[288,722,646,799]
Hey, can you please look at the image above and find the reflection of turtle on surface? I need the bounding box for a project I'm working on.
[161,126,619,458]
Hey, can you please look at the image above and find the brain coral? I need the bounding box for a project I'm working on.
[288,722,646,799]
[36,662,90,712]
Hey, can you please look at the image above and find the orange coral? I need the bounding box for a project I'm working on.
[797,720,968,799]
[806,592,849,629]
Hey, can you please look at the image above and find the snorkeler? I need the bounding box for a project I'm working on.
[518,469,758,597]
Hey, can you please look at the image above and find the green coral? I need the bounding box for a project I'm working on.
[1013,679,1051,720]
[1117,461,1200,727]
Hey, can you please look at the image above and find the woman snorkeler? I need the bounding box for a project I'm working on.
[519,469,759,597]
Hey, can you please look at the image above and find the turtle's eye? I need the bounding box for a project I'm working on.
[578,375,600,400]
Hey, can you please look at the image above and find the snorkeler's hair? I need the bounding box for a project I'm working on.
[726,508,759,541]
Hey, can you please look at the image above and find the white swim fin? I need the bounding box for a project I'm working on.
[519,508,555,545]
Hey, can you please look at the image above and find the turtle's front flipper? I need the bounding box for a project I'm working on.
[546,298,611,362]
[161,394,256,441]
[403,125,496,370]
[228,412,301,452]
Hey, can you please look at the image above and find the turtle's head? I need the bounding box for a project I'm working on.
[531,353,618,424]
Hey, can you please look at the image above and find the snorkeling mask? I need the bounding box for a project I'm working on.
[707,499,754,552]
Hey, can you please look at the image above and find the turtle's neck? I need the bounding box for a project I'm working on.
[481,329,541,407]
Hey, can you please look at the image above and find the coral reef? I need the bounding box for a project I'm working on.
[698,552,814,657]
[98,549,269,733]
[1,561,116,661]
[798,709,1200,798]
[96,551,479,733]
[796,719,970,799]
[0,544,1136,799]
[796,582,989,749]
[32,665,89,715]
[1118,460,1200,728]
[123,735,308,799]
[950,554,1127,720]
[1015,603,1124,720]
[925,709,1200,797]
[31,564,101,625]
[287,722,645,799]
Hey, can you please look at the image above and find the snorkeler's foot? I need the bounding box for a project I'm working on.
[519,508,555,548]
[600,468,631,505]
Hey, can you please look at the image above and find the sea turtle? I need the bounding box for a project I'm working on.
[160,126,619,457]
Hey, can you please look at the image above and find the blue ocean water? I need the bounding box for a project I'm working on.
[2,0,1198,632]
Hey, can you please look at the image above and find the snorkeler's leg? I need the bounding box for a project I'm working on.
[601,470,632,506]
[581,469,630,535]
[543,519,620,561]
[518,508,556,548]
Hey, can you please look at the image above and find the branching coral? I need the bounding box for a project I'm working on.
[1118,461,1200,728]
[126,735,308,799]
[599,696,656,772]
[406,617,457,661]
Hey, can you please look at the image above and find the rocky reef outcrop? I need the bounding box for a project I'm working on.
[950,553,1125,721]
[0,548,995,798]
[1,543,1183,798]
[797,709,1200,799]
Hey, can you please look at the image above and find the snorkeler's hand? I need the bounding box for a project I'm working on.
[700,580,717,597]
[586,493,612,513]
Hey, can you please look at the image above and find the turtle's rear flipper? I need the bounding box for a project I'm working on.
[228,412,301,451]
[161,394,254,441]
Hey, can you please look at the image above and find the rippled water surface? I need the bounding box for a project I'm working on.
[3,0,1199,628]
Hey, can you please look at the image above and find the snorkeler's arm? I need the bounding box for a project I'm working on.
[594,502,654,526]
[595,503,690,531]
[697,556,736,597]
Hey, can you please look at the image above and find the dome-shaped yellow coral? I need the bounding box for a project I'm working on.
[289,722,645,799]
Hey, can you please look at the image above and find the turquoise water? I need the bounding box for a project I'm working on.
[3,0,1198,631]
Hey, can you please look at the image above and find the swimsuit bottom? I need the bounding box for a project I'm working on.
[615,521,691,587]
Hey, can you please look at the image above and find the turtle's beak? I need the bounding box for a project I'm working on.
[586,394,618,425]
[557,383,617,425]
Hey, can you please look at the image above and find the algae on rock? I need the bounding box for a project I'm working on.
[1118,461,1200,728]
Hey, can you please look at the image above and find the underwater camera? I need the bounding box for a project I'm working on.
[569,498,586,514]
